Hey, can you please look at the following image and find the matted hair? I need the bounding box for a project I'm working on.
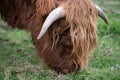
[36,0,97,73]
[0,0,107,74]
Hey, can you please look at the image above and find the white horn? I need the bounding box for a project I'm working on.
[95,5,109,24]
[37,7,65,39]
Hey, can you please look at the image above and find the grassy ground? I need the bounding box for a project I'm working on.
[0,0,120,80]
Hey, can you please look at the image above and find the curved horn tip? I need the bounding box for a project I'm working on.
[37,35,41,40]
[95,5,109,24]
[37,7,65,39]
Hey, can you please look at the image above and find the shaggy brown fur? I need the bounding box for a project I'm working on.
[0,0,98,74]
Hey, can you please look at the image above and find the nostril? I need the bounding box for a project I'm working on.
[61,68,70,74]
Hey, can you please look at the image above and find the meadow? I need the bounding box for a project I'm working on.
[0,0,120,80]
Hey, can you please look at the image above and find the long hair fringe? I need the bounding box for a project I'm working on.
[65,0,98,69]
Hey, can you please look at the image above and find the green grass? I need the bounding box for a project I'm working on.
[0,0,120,80]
